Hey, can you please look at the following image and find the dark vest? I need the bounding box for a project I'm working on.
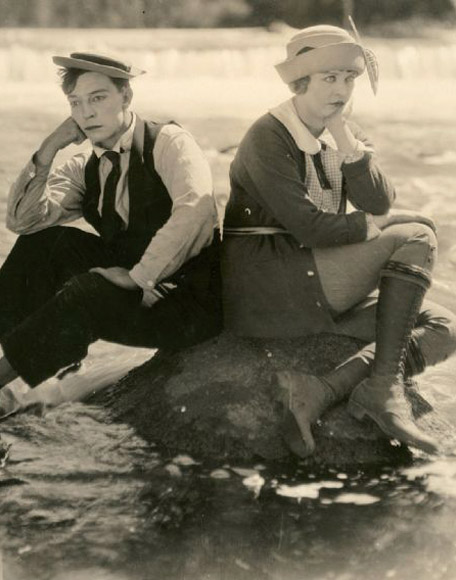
[83,116,172,268]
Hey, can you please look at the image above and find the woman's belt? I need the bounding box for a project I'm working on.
[223,226,290,236]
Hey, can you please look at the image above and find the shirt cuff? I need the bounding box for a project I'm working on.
[25,158,38,180]
[129,263,157,291]
[342,140,366,164]
[10,158,47,203]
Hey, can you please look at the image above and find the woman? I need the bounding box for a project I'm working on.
[221,24,456,456]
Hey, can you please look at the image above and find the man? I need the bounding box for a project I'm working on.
[222,25,456,456]
[0,52,222,398]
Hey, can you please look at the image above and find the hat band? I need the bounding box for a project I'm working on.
[70,52,131,73]
[296,46,316,56]
[275,43,365,84]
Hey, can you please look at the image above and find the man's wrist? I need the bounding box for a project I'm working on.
[127,271,140,289]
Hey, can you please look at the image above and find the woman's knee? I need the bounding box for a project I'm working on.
[384,222,437,247]
[385,222,437,270]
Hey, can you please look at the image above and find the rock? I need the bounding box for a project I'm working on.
[88,332,453,467]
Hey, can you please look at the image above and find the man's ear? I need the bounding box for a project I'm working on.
[121,86,133,108]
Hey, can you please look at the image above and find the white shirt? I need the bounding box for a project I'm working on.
[7,114,219,297]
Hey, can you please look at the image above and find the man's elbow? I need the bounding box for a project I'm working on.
[6,215,22,234]
[192,194,218,226]
[6,214,36,235]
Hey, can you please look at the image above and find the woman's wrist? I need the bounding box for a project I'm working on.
[365,213,382,240]
[370,213,390,230]
[343,140,365,164]
[326,118,359,155]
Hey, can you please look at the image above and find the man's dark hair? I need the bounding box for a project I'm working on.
[58,67,130,95]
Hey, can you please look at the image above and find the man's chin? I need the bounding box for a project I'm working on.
[92,137,111,148]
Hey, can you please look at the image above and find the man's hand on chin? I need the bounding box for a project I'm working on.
[89,266,140,291]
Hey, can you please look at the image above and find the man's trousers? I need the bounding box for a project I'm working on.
[0,227,223,387]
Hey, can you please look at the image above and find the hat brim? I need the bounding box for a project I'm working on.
[275,43,365,85]
[52,56,145,79]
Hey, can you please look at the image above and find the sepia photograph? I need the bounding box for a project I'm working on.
[0,0,456,578]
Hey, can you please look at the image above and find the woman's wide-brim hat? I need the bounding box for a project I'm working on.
[52,52,146,79]
[275,24,378,94]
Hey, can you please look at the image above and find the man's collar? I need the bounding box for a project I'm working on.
[92,112,136,158]
[269,99,336,154]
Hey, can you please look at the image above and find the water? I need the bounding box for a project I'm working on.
[2,27,456,82]
[1,27,456,580]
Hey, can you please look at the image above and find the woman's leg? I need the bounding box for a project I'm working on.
[313,222,436,314]
[278,222,450,455]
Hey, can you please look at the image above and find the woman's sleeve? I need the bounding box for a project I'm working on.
[342,122,396,215]
[237,120,372,248]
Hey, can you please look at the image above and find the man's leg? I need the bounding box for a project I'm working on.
[278,222,456,455]
[0,226,114,337]
[0,266,222,389]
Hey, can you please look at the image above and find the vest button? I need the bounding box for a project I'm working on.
[307,270,315,277]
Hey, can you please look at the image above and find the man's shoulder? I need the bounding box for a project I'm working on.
[56,148,93,174]
[145,120,200,155]
[143,120,197,149]
[145,120,184,138]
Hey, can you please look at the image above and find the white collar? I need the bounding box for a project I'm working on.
[269,99,336,154]
[92,112,136,158]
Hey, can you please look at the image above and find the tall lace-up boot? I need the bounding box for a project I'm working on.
[348,261,439,454]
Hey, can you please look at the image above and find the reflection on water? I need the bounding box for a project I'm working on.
[2,402,456,580]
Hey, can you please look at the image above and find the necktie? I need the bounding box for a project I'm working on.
[100,150,122,243]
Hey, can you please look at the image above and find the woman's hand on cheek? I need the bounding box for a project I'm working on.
[325,97,354,133]
[325,101,359,154]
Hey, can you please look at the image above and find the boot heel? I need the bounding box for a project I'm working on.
[348,400,367,421]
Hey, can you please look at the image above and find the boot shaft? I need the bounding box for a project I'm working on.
[373,262,431,377]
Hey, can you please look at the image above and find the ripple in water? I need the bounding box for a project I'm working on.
[1,402,456,580]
